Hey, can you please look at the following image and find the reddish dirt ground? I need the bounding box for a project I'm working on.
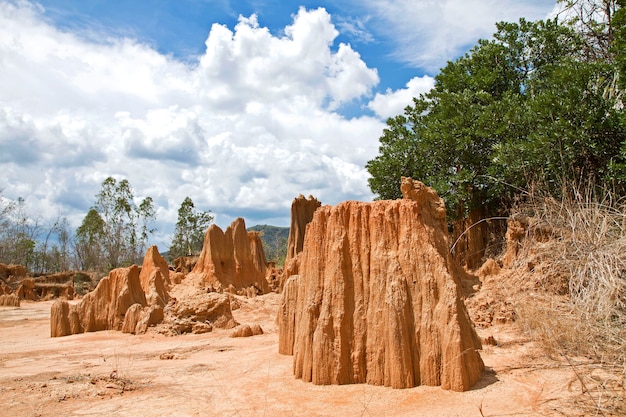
[0,296,612,417]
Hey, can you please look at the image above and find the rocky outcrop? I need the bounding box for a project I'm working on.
[29,272,78,300]
[278,275,300,355]
[187,218,269,294]
[50,265,150,337]
[279,177,484,392]
[173,256,198,275]
[168,291,237,330]
[285,195,321,263]
[16,278,37,300]
[451,208,488,270]
[50,300,71,337]
[170,271,185,285]
[502,217,527,267]
[230,324,263,338]
[265,264,283,293]
[79,265,147,332]
[158,285,237,335]
[33,284,74,300]
[121,304,164,334]
[477,258,501,278]
[0,263,27,280]
[139,246,170,307]
[0,293,20,307]
[248,231,267,281]
[283,195,321,281]
[50,244,244,337]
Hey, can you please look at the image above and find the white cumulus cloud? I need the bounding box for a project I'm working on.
[368,75,435,119]
[359,0,556,72]
[0,1,384,250]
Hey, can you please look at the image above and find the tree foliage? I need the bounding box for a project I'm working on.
[367,8,626,220]
[0,197,40,270]
[0,190,74,274]
[0,179,155,274]
[169,197,214,259]
[75,208,105,271]
[78,177,156,270]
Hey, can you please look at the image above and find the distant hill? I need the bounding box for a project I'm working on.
[248,224,289,266]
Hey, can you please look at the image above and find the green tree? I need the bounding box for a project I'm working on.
[366,112,422,201]
[615,1,626,89]
[95,177,133,268]
[33,215,72,274]
[169,197,213,259]
[75,208,105,271]
[0,190,16,267]
[0,189,15,226]
[0,195,73,273]
[0,197,41,270]
[78,177,156,271]
[367,16,626,219]
[137,196,156,257]
[42,217,73,272]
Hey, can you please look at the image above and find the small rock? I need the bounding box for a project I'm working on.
[482,335,498,346]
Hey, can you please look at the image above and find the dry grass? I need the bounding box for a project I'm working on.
[509,181,626,415]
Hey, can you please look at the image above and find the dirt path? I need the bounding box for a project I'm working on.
[0,297,595,417]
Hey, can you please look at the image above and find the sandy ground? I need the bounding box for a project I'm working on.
[0,296,614,417]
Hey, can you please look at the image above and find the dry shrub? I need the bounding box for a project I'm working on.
[511,181,626,414]
[516,294,590,356]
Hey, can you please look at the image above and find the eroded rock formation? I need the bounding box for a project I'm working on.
[121,304,164,335]
[278,178,484,391]
[30,272,78,300]
[187,218,269,294]
[16,278,37,300]
[285,194,321,263]
[278,275,300,355]
[502,216,528,267]
[139,245,170,307]
[32,284,74,300]
[230,323,263,337]
[51,265,148,337]
[50,245,242,337]
[282,195,321,282]
[265,264,282,293]
[172,256,198,275]
[164,289,238,334]
[0,294,20,307]
[0,263,26,280]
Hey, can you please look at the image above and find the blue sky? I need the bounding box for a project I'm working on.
[0,0,557,251]
[36,0,423,119]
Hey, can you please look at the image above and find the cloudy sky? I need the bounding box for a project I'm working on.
[0,0,557,250]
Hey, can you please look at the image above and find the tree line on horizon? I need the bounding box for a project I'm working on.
[0,177,214,275]
[0,177,291,275]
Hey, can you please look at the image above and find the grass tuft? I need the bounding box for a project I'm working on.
[509,180,626,415]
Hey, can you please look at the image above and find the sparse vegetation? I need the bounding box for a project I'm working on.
[88,177,156,270]
[0,178,156,275]
[168,197,214,260]
[509,181,626,415]
[72,272,96,295]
